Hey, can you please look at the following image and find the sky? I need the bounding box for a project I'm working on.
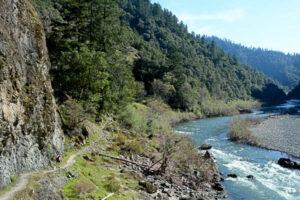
[151,0,300,54]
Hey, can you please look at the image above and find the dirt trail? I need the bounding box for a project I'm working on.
[0,138,99,200]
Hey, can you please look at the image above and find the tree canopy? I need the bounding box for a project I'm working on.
[34,0,285,115]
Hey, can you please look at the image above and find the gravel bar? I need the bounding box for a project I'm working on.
[250,115,300,158]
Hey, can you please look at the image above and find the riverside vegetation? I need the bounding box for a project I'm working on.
[0,0,291,199]
[229,118,261,145]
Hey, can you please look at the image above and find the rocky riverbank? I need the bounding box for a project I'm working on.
[250,114,300,157]
[121,151,226,200]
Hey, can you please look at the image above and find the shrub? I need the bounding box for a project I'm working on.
[113,132,145,155]
[74,180,97,197]
[105,174,121,193]
[124,139,145,154]
[229,118,260,144]
[59,99,85,130]
[10,176,17,184]
[200,99,259,117]
[119,103,148,133]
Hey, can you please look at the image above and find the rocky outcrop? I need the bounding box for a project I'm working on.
[0,0,63,187]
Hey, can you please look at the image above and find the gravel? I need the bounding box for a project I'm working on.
[250,115,300,157]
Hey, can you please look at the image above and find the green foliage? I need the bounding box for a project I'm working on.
[36,0,280,117]
[119,103,149,133]
[252,83,287,105]
[105,174,122,193]
[120,100,175,135]
[121,0,275,110]
[206,36,300,89]
[59,99,86,130]
[46,0,139,115]
[112,132,145,154]
[200,99,260,116]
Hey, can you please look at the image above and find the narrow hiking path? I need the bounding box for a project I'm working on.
[0,134,102,200]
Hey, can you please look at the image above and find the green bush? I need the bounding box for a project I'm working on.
[105,174,121,193]
[112,132,145,154]
[120,103,149,133]
[123,139,144,154]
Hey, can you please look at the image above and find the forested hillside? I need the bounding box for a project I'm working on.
[0,0,290,199]
[33,0,285,116]
[206,36,300,89]
[288,83,300,99]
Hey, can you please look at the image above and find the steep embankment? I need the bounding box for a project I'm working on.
[0,0,64,187]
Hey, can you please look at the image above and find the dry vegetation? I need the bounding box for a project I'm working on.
[229,117,262,145]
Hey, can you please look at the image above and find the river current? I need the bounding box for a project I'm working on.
[176,100,300,200]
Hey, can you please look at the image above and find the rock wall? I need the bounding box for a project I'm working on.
[0,0,64,187]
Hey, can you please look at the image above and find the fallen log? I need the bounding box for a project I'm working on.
[97,152,148,169]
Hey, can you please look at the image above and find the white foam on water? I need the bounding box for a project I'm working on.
[212,148,242,162]
[175,130,192,135]
[212,149,300,200]
[226,176,258,190]
[206,138,217,142]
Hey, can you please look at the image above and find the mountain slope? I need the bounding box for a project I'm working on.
[33,0,285,113]
[205,36,300,89]
[120,0,284,107]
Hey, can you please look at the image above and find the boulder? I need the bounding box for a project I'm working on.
[278,158,300,169]
[238,108,252,114]
[198,144,212,150]
[212,182,224,191]
[227,174,238,178]
[204,151,212,159]
[246,175,254,180]
[139,181,158,194]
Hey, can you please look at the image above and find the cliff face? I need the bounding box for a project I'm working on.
[0,0,64,187]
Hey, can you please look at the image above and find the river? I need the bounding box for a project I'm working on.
[176,100,300,200]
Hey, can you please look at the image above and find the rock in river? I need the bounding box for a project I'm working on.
[246,175,254,180]
[278,158,300,169]
[198,144,212,150]
[227,174,238,178]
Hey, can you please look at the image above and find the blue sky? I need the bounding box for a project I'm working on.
[151,0,300,53]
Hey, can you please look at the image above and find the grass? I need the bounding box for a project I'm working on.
[63,155,138,200]
[59,126,140,199]
[229,117,261,144]
[0,176,18,197]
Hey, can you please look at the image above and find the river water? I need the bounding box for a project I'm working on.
[176,100,300,200]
